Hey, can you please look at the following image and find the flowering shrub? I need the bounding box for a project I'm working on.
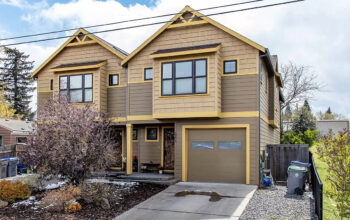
[0,180,31,203]
[39,184,81,212]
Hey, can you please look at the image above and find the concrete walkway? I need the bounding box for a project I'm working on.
[115,182,257,220]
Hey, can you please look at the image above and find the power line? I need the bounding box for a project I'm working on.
[1,0,304,47]
[0,0,264,41]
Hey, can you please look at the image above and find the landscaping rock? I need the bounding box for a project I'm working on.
[240,185,317,219]
[0,200,8,209]
[96,198,110,210]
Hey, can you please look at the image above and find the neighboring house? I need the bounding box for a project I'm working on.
[0,119,32,146]
[317,120,349,136]
[32,6,283,185]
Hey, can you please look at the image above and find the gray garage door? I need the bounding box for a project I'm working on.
[188,128,246,183]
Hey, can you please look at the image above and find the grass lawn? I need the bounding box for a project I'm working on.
[310,146,339,219]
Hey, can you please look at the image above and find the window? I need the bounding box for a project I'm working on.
[161,59,207,96]
[133,129,138,140]
[16,137,27,144]
[192,142,214,149]
[218,142,241,150]
[0,136,3,147]
[144,68,153,80]
[50,79,53,91]
[146,127,158,141]
[223,60,237,74]
[109,74,119,86]
[59,73,93,103]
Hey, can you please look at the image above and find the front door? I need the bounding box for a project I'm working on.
[163,127,175,170]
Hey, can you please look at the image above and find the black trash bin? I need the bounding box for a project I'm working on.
[4,157,19,177]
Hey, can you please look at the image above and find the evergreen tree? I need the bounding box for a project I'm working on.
[292,106,316,133]
[0,47,35,120]
[326,106,332,114]
[303,99,311,112]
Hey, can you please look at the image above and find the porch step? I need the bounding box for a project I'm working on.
[113,178,179,186]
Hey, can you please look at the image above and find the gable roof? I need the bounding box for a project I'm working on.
[31,28,128,78]
[0,119,33,135]
[121,5,265,66]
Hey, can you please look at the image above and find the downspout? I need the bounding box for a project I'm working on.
[258,53,262,186]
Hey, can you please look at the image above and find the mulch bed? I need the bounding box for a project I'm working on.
[0,183,167,220]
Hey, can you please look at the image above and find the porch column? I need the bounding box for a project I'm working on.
[126,124,133,175]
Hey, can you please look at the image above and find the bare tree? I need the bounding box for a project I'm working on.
[22,96,119,184]
[280,62,322,110]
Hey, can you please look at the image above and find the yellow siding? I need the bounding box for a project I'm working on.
[36,43,125,114]
[127,23,259,116]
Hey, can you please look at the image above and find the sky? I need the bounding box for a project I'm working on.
[0,0,349,118]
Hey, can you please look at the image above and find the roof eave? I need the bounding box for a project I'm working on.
[121,5,266,66]
[31,28,127,78]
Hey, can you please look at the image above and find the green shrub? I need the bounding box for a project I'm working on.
[316,131,350,218]
[281,131,303,144]
[0,180,31,203]
[303,129,318,146]
[281,130,318,146]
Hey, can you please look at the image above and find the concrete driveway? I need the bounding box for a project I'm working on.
[115,182,257,220]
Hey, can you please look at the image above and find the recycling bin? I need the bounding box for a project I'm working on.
[287,165,308,194]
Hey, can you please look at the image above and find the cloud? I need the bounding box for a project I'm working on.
[0,0,48,10]
[4,0,350,117]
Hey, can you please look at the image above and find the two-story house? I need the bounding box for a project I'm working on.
[32,6,283,185]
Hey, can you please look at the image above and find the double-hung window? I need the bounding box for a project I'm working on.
[59,73,93,103]
[161,58,207,96]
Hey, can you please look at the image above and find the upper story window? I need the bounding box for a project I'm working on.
[223,60,237,74]
[161,58,207,96]
[144,68,153,80]
[59,73,93,103]
[109,74,119,86]
[50,79,53,91]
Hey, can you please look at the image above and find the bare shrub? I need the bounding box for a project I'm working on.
[22,97,119,184]
[80,182,117,205]
[39,184,81,212]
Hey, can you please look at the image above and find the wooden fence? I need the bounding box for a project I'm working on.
[266,144,309,181]
[0,144,26,159]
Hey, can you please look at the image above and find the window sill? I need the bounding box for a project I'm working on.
[72,102,94,106]
[107,85,127,88]
[159,93,209,98]
[145,139,159,143]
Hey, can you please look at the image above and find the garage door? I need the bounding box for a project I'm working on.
[188,128,246,183]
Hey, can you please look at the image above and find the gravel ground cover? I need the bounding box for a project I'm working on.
[240,184,317,220]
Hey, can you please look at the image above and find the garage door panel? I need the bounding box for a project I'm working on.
[188,128,246,183]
